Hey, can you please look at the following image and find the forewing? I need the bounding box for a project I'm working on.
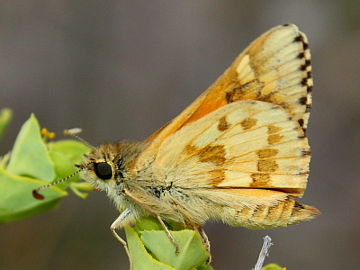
[153,101,310,197]
[139,24,312,168]
[185,24,312,131]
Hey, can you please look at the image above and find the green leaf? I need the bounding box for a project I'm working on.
[133,216,164,231]
[0,114,90,222]
[48,140,90,188]
[125,226,176,270]
[140,230,209,270]
[0,108,12,140]
[262,264,283,270]
[48,140,90,166]
[129,217,210,270]
[7,114,55,181]
[0,167,67,223]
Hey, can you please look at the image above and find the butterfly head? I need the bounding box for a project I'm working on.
[32,141,144,200]
[76,143,125,191]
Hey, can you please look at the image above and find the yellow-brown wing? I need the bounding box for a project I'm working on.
[146,24,311,140]
[184,23,312,131]
[151,101,310,197]
[140,24,312,167]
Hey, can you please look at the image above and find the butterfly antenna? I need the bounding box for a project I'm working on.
[64,128,95,149]
[32,169,82,200]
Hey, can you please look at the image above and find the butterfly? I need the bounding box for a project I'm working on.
[34,24,319,264]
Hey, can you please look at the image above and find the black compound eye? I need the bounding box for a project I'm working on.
[94,162,112,180]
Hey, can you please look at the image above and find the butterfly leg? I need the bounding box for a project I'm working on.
[110,208,133,269]
[155,214,180,254]
[193,224,212,263]
[122,188,180,254]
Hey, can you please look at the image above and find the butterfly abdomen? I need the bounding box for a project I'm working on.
[221,198,319,229]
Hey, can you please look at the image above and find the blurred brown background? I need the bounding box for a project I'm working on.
[0,1,359,269]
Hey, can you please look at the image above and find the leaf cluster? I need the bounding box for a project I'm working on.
[0,111,90,223]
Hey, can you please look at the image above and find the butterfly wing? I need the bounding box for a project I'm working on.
[144,100,318,227]
[152,100,310,197]
[184,23,312,130]
[139,24,312,169]
[132,24,318,226]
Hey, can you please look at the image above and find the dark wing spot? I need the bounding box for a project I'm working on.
[297,52,305,59]
[241,118,257,130]
[257,160,279,172]
[294,35,304,43]
[298,119,304,127]
[210,169,226,185]
[299,97,307,105]
[250,173,271,187]
[268,134,283,144]
[218,116,230,131]
[302,150,311,156]
[268,125,282,134]
[301,78,308,86]
[294,34,309,50]
[199,145,226,164]
[225,80,264,103]
[257,148,279,158]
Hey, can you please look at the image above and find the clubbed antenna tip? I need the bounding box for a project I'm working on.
[32,189,45,200]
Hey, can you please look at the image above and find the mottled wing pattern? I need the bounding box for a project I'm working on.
[154,101,310,197]
[138,24,312,168]
[185,23,313,131]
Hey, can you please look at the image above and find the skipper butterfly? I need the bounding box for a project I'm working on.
[34,24,319,264]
